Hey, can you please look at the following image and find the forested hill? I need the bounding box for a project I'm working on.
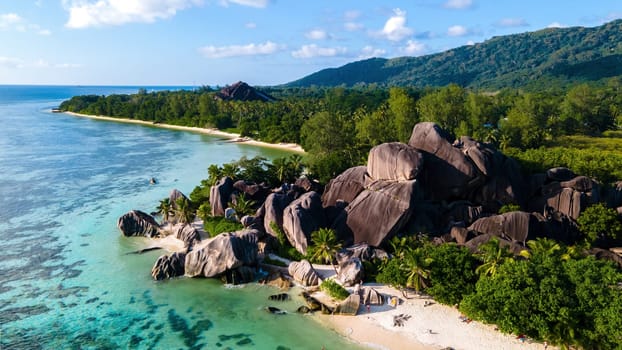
[285,19,622,90]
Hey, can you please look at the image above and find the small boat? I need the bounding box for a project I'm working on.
[149,177,157,185]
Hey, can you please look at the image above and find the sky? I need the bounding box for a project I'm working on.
[0,0,620,86]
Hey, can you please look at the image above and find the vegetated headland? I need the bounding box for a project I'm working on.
[56,20,622,350]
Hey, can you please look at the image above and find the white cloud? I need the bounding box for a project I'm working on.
[199,41,284,58]
[64,0,203,28]
[245,22,256,29]
[0,56,22,68]
[291,44,347,59]
[38,29,52,35]
[447,25,468,37]
[359,46,386,59]
[547,22,566,28]
[496,18,528,27]
[402,40,426,56]
[344,22,363,31]
[444,0,473,9]
[221,0,268,8]
[305,29,328,40]
[375,8,413,41]
[466,40,475,45]
[0,13,23,28]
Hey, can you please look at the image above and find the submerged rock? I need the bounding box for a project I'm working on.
[118,210,162,238]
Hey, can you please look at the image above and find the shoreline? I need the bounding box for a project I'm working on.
[62,111,305,153]
[147,230,552,350]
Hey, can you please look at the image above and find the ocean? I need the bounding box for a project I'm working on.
[0,86,363,350]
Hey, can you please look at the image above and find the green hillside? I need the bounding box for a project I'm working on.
[286,19,622,90]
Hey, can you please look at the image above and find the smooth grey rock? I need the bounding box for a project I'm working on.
[337,257,363,287]
[210,177,234,216]
[117,210,162,238]
[288,260,320,287]
[282,192,326,254]
[367,142,423,181]
[151,252,186,280]
[184,230,258,278]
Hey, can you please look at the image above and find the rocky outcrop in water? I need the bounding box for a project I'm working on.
[184,230,258,278]
[152,252,186,280]
[118,210,162,237]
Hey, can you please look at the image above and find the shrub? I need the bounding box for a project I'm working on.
[203,216,243,237]
[577,203,622,245]
[320,279,350,301]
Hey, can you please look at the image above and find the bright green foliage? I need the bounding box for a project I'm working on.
[195,202,211,222]
[417,84,466,135]
[376,257,407,289]
[474,238,514,277]
[320,279,350,301]
[388,87,418,143]
[175,197,194,224]
[400,247,433,293]
[156,198,172,223]
[498,203,521,214]
[306,228,342,267]
[507,146,622,184]
[577,203,622,245]
[461,253,622,350]
[203,216,243,237]
[424,243,479,305]
[228,193,256,218]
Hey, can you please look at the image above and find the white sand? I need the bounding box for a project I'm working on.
[63,111,305,153]
[310,267,553,350]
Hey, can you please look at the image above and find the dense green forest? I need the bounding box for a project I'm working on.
[60,77,622,182]
[286,19,622,90]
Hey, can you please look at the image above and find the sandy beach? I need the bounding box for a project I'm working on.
[62,111,305,153]
[141,222,554,350]
[308,266,553,350]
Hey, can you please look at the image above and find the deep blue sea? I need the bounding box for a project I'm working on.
[0,86,363,350]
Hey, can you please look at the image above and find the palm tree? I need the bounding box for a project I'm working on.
[196,202,211,222]
[400,247,433,294]
[307,228,342,273]
[520,238,562,260]
[228,193,256,218]
[175,197,194,225]
[475,238,514,277]
[156,198,172,223]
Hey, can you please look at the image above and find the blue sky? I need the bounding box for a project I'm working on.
[0,0,620,86]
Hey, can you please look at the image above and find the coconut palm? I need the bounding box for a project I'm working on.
[228,193,256,218]
[519,238,562,260]
[156,198,172,223]
[475,238,514,277]
[175,197,194,224]
[307,228,342,273]
[400,247,433,293]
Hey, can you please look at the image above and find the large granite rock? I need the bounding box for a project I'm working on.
[546,167,576,182]
[334,294,360,315]
[360,287,385,306]
[528,182,587,220]
[233,180,270,204]
[334,180,418,247]
[151,252,186,280]
[288,260,320,286]
[322,166,369,208]
[210,177,234,216]
[117,210,162,238]
[336,257,363,287]
[216,81,275,102]
[258,193,293,238]
[464,233,527,256]
[468,211,542,245]
[282,192,326,254]
[184,230,258,278]
[367,142,423,181]
[171,223,201,248]
[408,122,479,200]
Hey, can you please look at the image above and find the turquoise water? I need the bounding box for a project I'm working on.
[0,86,363,350]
